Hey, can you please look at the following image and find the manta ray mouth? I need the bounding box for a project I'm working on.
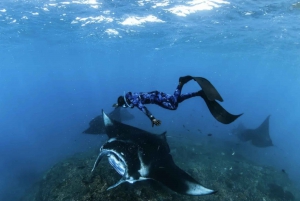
[108,153,126,176]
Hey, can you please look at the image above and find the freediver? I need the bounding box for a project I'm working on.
[113,75,242,127]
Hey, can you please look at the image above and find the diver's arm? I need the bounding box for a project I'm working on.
[138,103,154,120]
[138,103,161,126]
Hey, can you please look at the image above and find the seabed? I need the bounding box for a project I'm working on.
[21,137,299,201]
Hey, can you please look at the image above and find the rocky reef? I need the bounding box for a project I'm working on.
[21,137,299,201]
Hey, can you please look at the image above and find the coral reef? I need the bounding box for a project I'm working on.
[21,138,299,201]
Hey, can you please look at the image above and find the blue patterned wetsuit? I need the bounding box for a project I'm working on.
[124,84,199,120]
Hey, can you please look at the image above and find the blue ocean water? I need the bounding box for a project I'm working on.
[0,0,300,200]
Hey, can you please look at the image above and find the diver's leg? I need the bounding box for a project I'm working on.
[159,101,177,110]
[170,80,194,108]
[177,91,201,103]
[156,76,195,109]
[174,75,194,99]
[173,84,183,99]
[154,92,178,110]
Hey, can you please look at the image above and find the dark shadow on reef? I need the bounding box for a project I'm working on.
[21,137,299,201]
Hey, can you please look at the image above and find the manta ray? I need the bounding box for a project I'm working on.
[83,107,134,134]
[233,115,273,147]
[91,110,216,196]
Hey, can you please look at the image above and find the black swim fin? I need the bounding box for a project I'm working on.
[199,91,242,124]
[193,77,223,102]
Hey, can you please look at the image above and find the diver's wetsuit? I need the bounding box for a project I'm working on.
[124,84,199,121]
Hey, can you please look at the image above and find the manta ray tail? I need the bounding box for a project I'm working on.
[151,155,216,196]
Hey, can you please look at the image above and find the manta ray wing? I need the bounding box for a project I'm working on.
[82,107,135,134]
[239,129,255,142]
[251,115,273,147]
[148,154,216,196]
[82,115,105,134]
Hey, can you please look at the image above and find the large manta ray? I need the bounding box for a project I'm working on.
[233,115,273,147]
[91,110,216,196]
[83,107,134,134]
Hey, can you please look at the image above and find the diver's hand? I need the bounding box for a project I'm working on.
[152,119,161,127]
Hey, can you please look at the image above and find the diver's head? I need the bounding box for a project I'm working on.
[112,96,126,108]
